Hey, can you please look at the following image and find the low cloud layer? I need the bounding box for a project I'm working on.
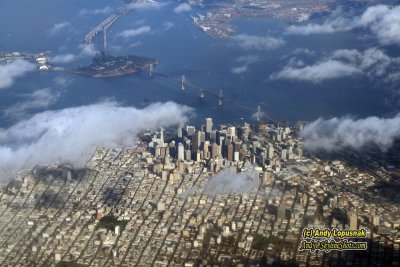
[231,65,248,74]
[78,6,113,16]
[252,109,265,121]
[53,76,74,88]
[0,59,36,89]
[301,114,400,151]
[3,88,60,118]
[174,3,192,13]
[50,44,98,64]
[233,34,285,50]
[48,22,71,36]
[119,26,151,38]
[271,60,361,82]
[49,54,76,64]
[0,102,192,179]
[162,22,174,30]
[231,55,259,74]
[79,43,98,57]
[204,168,260,196]
[271,48,400,83]
[287,5,400,46]
[126,1,168,11]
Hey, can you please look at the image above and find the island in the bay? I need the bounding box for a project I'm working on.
[71,52,157,78]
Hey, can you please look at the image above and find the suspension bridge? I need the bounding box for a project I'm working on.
[147,65,279,124]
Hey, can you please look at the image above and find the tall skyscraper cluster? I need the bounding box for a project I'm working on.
[147,117,304,174]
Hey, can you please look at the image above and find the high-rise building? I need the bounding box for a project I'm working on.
[203,141,210,159]
[186,126,196,136]
[295,147,303,159]
[177,122,184,139]
[210,130,217,142]
[227,143,233,161]
[281,149,287,160]
[349,210,358,229]
[259,151,266,166]
[115,225,120,235]
[211,143,220,158]
[155,147,161,157]
[200,131,206,143]
[63,169,72,181]
[267,143,274,159]
[234,151,239,162]
[228,126,236,137]
[218,136,225,147]
[276,130,282,142]
[160,128,164,147]
[205,118,213,133]
[262,171,271,185]
[168,142,176,157]
[177,143,184,161]
[192,131,201,152]
[372,215,380,226]
[277,204,286,220]
[240,123,251,141]
[288,146,294,160]
[185,150,191,161]
[234,142,241,154]
[281,131,286,140]
[196,151,201,162]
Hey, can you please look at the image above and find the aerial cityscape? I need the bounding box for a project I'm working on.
[0,0,400,266]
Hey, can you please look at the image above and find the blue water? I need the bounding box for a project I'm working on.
[0,0,396,127]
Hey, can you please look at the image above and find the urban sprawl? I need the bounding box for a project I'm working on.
[0,118,399,266]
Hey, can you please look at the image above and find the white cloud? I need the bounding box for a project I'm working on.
[49,44,99,65]
[54,76,74,88]
[78,6,113,16]
[231,65,248,74]
[286,18,350,35]
[231,55,259,74]
[79,44,98,57]
[236,55,259,65]
[49,54,77,64]
[271,47,400,83]
[0,59,36,89]
[162,22,174,30]
[129,41,142,48]
[331,48,394,77]
[3,88,60,118]
[135,19,147,25]
[119,26,151,38]
[271,60,361,82]
[204,168,260,196]
[233,34,285,50]
[0,101,192,179]
[49,44,98,64]
[287,5,400,46]
[357,5,400,45]
[174,3,192,13]
[48,22,71,36]
[301,114,400,151]
[252,109,265,121]
[292,48,316,56]
[126,1,168,11]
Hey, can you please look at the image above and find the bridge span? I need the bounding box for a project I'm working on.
[84,8,130,46]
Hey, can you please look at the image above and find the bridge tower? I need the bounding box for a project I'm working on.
[218,90,223,106]
[149,64,154,77]
[181,75,186,91]
[199,88,205,101]
[256,105,261,122]
[103,27,107,51]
